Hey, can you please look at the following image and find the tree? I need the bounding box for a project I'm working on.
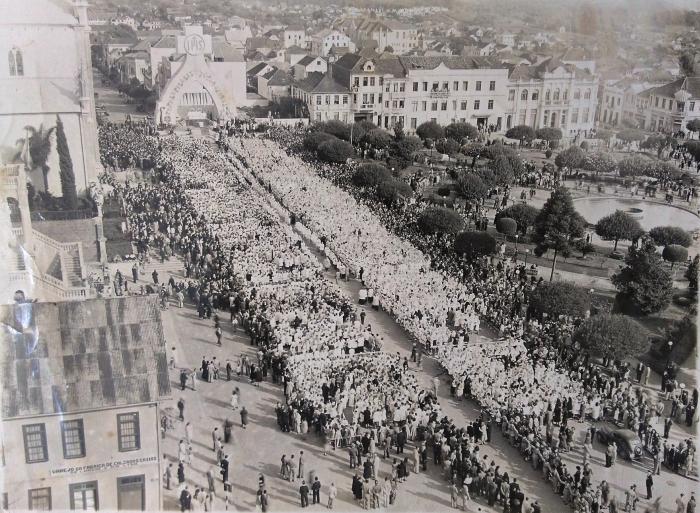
[435,138,460,156]
[495,204,539,235]
[350,120,377,143]
[317,139,354,163]
[536,127,563,143]
[303,131,336,151]
[573,314,649,360]
[532,187,586,281]
[417,207,464,235]
[528,281,592,320]
[362,128,393,149]
[416,121,444,141]
[679,51,697,76]
[595,210,643,251]
[687,119,700,139]
[384,45,394,53]
[575,238,595,258]
[617,128,645,144]
[686,140,700,162]
[23,124,56,192]
[496,217,517,237]
[582,152,617,175]
[595,129,613,142]
[662,244,688,268]
[505,125,535,142]
[393,122,404,141]
[376,178,412,205]
[55,115,77,209]
[462,142,485,168]
[313,120,351,140]
[444,122,478,142]
[646,160,681,181]
[390,135,422,161]
[648,226,693,247]
[554,146,585,170]
[617,155,652,177]
[611,238,674,315]
[686,254,699,291]
[352,162,391,187]
[455,173,488,202]
[454,231,497,260]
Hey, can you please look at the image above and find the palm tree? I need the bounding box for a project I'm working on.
[22,124,56,191]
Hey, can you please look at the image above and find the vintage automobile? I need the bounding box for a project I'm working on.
[597,426,643,460]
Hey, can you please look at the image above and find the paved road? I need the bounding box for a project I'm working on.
[92,67,149,124]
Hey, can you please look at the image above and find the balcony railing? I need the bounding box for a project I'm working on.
[429,90,450,98]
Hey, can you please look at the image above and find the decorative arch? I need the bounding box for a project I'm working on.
[157,64,234,126]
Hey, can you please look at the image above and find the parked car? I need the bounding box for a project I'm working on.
[597,427,643,460]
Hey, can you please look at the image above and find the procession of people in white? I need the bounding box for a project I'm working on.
[104,122,696,513]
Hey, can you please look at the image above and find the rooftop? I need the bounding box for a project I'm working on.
[0,296,171,419]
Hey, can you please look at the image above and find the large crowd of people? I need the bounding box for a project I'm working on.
[105,122,697,513]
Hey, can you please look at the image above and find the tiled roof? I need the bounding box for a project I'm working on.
[247,62,270,75]
[0,296,171,419]
[649,77,700,99]
[399,55,505,71]
[295,72,349,93]
[153,35,177,49]
[297,55,318,66]
[212,41,244,61]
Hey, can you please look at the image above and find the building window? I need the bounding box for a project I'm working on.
[421,101,427,111]
[474,100,480,110]
[532,91,538,101]
[342,96,348,105]
[422,82,428,91]
[61,420,86,459]
[489,81,495,91]
[28,488,51,511]
[316,96,321,105]
[553,89,560,101]
[442,82,448,91]
[399,83,405,92]
[584,89,591,100]
[431,101,438,111]
[563,89,568,100]
[662,98,666,109]
[363,77,368,86]
[545,90,550,101]
[353,77,359,87]
[325,96,330,105]
[370,77,375,86]
[487,100,494,110]
[118,413,141,452]
[117,475,145,511]
[69,482,98,511]
[475,81,482,91]
[460,101,467,110]
[8,48,23,77]
[572,109,579,123]
[413,82,418,92]
[463,81,468,90]
[508,90,515,101]
[453,81,459,91]
[441,102,447,111]
[334,95,339,105]
[583,108,590,122]
[410,118,417,129]
[432,82,439,91]
[23,424,48,463]
[520,89,528,101]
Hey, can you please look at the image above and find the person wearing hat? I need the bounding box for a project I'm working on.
[646,472,654,500]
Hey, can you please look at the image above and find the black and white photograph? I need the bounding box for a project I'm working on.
[0,0,698,510]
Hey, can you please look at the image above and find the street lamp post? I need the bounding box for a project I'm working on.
[524,249,530,266]
[514,234,519,256]
[667,340,674,366]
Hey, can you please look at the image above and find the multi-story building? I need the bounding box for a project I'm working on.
[385,56,509,133]
[0,296,171,511]
[352,17,421,55]
[599,78,663,129]
[283,26,307,49]
[643,76,700,134]
[294,55,328,79]
[293,52,600,137]
[505,57,599,136]
[291,72,351,122]
[310,29,355,57]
